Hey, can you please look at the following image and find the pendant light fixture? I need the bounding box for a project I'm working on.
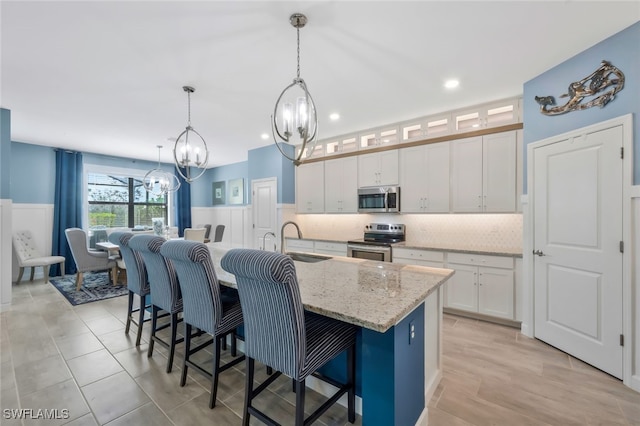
[271,13,318,166]
[173,85,209,182]
[143,145,181,196]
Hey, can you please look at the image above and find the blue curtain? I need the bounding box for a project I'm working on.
[175,167,191,236]
[51,150,83,276]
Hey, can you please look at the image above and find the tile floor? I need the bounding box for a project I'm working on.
[1,278,639,425]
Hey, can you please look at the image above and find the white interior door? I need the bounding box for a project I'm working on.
[251,178,277,250]
[533,125,623,378]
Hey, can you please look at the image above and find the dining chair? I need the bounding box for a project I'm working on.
[65,228,117,290]
[198,224,212,243]
[13,230,66,284]
[213,224,225,242]
[129,234,183,373]
[183,227,207,242]
[220,249,357,426]
[160,239,244,409]
[108,231,151,346]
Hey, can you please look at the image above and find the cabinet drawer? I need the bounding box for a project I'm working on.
[447,252,513,269]
[285,239,315,252]
[315,241,347,255]
[393,248,444,262]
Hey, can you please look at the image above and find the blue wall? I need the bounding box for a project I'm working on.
[248,144,295,205]
[190,161,249,207]
[11,142,56,204]
[0,109,11,199]
[523,21,640,190]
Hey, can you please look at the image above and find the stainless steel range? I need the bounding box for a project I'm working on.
[347,223,405,262]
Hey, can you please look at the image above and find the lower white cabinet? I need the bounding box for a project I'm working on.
[392,247,444,267]
[445,253,514,320]
[314,241,347,257]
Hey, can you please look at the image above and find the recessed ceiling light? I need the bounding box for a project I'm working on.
[261,133,269,140]
[444,79,459,89]
[329,113,340,121]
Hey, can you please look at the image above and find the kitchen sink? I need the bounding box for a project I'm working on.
[286,252,331,263]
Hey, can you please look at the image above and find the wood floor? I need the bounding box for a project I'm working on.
[1,278,639,425]
[429,315,640,426]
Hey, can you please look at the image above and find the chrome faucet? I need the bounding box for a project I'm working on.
[280,221,302,254]
[261,231,277,252]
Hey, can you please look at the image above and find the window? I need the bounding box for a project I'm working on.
[87,173,168,229]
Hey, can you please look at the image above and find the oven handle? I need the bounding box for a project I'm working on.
[347,244,392,255]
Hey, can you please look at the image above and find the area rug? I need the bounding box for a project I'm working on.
[50,271,128,306]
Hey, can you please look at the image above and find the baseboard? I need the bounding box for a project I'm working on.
[444,308,521,328]
[414,407,428,426]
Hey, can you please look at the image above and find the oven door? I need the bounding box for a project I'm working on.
[347,243,392,262]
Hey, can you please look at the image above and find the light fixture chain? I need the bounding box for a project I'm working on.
[187,89,192,127]
[296,26,301,79]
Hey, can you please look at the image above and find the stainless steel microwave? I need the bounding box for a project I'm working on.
[357,186,400,213]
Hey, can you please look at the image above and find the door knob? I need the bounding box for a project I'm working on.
[532,249,545,257]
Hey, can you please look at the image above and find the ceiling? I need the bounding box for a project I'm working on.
[2,1,639,167]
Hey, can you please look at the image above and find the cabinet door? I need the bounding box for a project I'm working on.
[378,150,399,185]
[478,266,514,319]
[483,131,516,212]
[451,137,483,212]
[399,146,426,212]
[445,263,478,312]
[296,162,324,213]
[358,152,381,187]
[325,157,357,213]
[424,142,450,212]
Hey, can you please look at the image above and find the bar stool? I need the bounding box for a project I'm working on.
[129,234,183,373]
[220,249,357,426]
[160,239,244,409]
[108,231,150,346]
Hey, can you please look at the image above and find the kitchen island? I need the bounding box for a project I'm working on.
[208,245,455,426]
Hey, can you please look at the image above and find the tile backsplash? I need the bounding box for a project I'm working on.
[294,213,523,252]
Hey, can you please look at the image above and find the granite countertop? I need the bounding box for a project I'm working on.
[208,246,454,333]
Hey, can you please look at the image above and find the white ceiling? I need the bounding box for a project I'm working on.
[2,1,639,167]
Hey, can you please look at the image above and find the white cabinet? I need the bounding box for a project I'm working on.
[451,131,517,212]
[452,98,520,133]
[283,238,315,254]
[358,150,399,187]
[445,253,514,320]
[314,241,347,257]
[359,126,399,150]
[393,247,444,268]
[296,162,324,213]
[324,134,358,157]
[324,157,358,213]
[399,143,450,213]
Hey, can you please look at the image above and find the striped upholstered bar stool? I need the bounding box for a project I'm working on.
[221,249,357,426]
[129,234,183,373]
[160,239,244,409]
[108,231,150,346]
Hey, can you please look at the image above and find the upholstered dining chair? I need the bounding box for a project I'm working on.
[197,224,212,243]
[129,234,183,373]
[160,239,244,409]
[183,228,207,242]
[220,249,357,426]
[213,224,225,243]
[108,231,151,346]
[13,230,66,284]
[65,228,117,290]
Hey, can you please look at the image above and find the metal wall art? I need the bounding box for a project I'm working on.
[535,60,625,116]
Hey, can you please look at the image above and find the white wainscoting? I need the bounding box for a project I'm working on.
[631,188,640,392]
[10,203,55,282]
[192,206,251,248]
[0,199,13,308]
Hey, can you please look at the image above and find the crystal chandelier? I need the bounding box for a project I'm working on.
[271,13,318,166]
[143,145,180,195]
[173,86,209,182]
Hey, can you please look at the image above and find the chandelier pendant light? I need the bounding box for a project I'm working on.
[271,13,319,166]
[143,145,181,196]
[173,86,209,182]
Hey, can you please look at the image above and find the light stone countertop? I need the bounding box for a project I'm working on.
[208,246,454,333]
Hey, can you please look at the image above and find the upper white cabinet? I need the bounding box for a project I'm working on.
[359,125,400,151]
[324,135,358,157]
[324,157,358,213]
[452,98,520,133]
[296,162,324,213]
[451,131,517,212]
[399,142,450,213]
[400,113,453,144]
[358,150,399,187]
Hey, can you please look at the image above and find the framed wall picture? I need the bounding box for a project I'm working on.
[212,181,226,205]
[228,178,244,205]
